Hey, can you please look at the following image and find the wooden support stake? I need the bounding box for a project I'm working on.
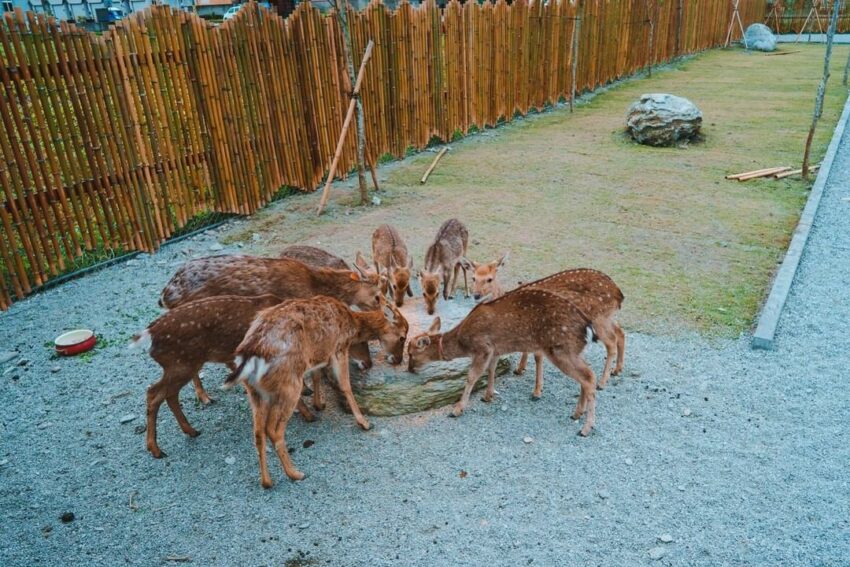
[725,166,788,180]
[725,0,748,49]
[316,40,374,216]
[420,147,449,185]
[774,164,820,179]
[803,0,840,179]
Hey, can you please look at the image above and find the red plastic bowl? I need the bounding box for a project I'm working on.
[54,329,97,356]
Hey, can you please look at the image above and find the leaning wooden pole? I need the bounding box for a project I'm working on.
[335,1,370,205]
[802,0,841,180]
[317,40,375,216]
[569,15,580,112]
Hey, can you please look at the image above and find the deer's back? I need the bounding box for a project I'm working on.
[372,224,408,266]
[161,255,314,308]
[149,294,281,365]
[280,245,350,271]
[238,296,357,368]
[425,219,468,270]
[522,268,623,319]
[459,289,589,354]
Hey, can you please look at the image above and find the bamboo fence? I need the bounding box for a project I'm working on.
[0,0,766,309]
[767,1,850,34]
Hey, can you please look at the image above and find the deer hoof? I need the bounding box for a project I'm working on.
[261,478,274,489]
[186,428,201,438]
[514,369,525,376]
[149,448,166,459]
[358,420,371,431]
[531,394,541,402]
[288,471,306,481]
[481,395,493,403]
[449,408,463,418]
[198,395,215,406]
[578,426,592,437]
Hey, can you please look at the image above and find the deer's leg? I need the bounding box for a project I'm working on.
[267,378,306,481]
[442,271,451,300]
[532,352,544,400]
[448,264,461,299]
[462,265,469,298]
[248,389,273,489]
[333,351,370,430]
[613,323,625,376]
[515,352,529,375]
[297,399,316,422]
[594,320,618,389]
[191,375,214,405]
[546,350,597,437]
[145,376,171,458]
[451,351,492,417]
[165,394,200,438]
[311,370,326,411]
[481,356,498,402]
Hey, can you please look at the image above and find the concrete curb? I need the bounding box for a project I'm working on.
[775,33,850,44]
[751,93,850,350]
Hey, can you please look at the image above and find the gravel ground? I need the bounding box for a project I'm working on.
[2,140,849,566]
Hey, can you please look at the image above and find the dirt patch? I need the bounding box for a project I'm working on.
[225,45,849,337]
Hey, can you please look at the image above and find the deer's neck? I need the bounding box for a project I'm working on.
[351,310,383,343]
[436,327,467,361]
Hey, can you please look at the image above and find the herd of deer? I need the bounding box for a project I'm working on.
[131,218,625,488]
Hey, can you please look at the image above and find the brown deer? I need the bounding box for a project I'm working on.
[371,224,413,307]
[223,296,407,488]
[278,246,386,370]
[130,294,309,458]
[279,245,350,270]
[460,258,625,395]
[407,288,598,436]
[419,218,470,315]
[159,255,382,310]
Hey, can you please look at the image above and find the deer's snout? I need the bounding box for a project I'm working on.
[473,293,482,301]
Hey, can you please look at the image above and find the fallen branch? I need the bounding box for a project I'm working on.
[420,147,449,185]
[765,50,802,56]
[164,556,192,563]
[128,491,139,512]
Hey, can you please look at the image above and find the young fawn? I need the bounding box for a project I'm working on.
[131,294,298,458]
[224,296,407,488]
[160,255,383,311]
[372,224,413,307]
[407,288,598,436]
[462,257,625,393]
[419,218,470,315]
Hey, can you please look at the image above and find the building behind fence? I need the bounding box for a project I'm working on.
[0,0,769,309]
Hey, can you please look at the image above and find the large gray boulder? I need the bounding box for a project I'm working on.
[329,294,512,417]
[744,23,777,52]
[626,93,703,147]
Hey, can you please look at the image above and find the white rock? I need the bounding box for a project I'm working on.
[744,23,777,52]
[648,546,667,560]
[624,458,634,466]
[682,408,692,417]
[209,243,224,251]
[523,436,534,444]
[659,534,674,543]
[626,93,702,147]
[37,422,51,430]
[597,489,611,500]
[252,233,261,242]
[371,195,382,206]
[119,414,137,424]
[0,351,18,364]
[224,456,236,465]
[677,484,686,492]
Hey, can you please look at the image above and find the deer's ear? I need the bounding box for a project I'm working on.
[349,271,361,282]
[407,256,413,269]
[382,304,396,324]
[459,257,473,271]
[354,251,370,270]
[415,336,431,349]
[497,252,509,268]
[428,317,441,334]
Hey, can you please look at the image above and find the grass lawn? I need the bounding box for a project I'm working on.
[227,44,850,337]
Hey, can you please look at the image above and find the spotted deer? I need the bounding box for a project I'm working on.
[371,224,413,307]
[129,294,316,458]
[278,246,387,370]
[160,255,382,311]
[224,296,407,488]
[419,218,470,315]
[407,288,598,435]
[460,258,625,395]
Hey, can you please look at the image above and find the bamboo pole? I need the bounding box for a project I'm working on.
[570,15,580,112]
[316,39,374,216]
[803,0,841,179]
[420,147,448,184]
